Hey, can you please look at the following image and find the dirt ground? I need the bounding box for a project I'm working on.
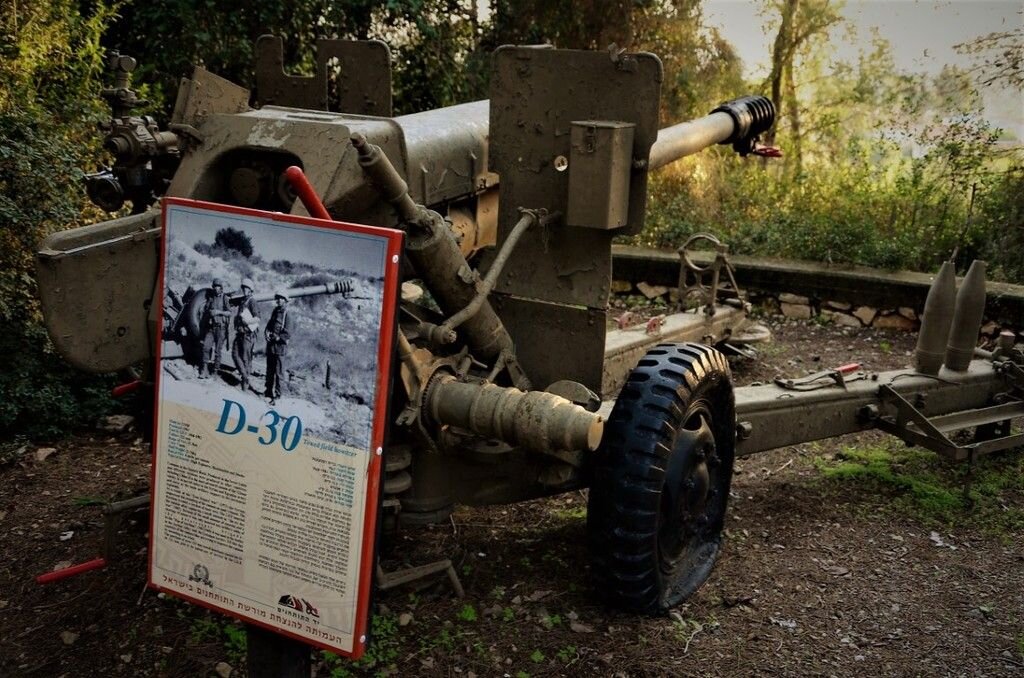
[2,318,1023,677]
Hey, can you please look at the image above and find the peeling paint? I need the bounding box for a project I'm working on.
[246,120,291,147]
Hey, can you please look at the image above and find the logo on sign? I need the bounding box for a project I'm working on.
[278,594,320,618]
[188,563,213,587]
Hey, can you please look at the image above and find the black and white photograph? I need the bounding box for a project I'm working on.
[159,202,389,450]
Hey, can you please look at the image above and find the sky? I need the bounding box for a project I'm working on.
[167,205,389,279]
[703,0,1023,138]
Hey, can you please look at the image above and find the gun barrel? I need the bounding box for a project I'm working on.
[244,280,352,304]
[648,112,736,170]
[648,95,776,170]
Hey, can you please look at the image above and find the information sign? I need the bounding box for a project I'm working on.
[149,198,402,658]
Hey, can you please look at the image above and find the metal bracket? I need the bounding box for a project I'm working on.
[676,233,743,316]
[876,384,1024,461]
[253,36,392,115]
[775,363,865,391]
[375,561,464,598]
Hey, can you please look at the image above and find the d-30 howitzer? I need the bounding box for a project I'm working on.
[33,39,1022,622]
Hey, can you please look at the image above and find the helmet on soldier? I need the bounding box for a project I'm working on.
[212,278,223,288]
[241,278,255,292]
[275,291,289,301]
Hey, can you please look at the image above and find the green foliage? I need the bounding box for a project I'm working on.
[103,0,488,116]
[819,446,963,516]
[816,443,1024,534]
[551,505,587,521]
[222,623,247,665]
[456,603,478,622]
[102,0,743,119]
[0,1,120,441]
[637,22,1018,279]
[529,649,545,663]
[188,616,248,664]
[555,644,577,663]
[0,0,118,113]
[540,613,562,628]
[975,167,1024,282]
[188,615,221,642]
[418,625,464,654]
[322,613,400,677]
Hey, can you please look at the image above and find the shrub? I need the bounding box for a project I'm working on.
[0,2,121,441]
[213,227,254,258]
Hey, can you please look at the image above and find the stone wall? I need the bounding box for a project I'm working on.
[611,281,1012,339]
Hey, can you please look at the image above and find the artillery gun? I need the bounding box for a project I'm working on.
[162,279,353,367]
[34,37,1023,642]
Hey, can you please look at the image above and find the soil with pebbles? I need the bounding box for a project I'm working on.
[1,319,1022,677]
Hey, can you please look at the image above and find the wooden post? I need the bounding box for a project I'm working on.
[246,625,311,678]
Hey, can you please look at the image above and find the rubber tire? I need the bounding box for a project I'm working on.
[587,342,735,614]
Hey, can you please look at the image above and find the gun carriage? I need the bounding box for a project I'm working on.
[34,39,1023,626]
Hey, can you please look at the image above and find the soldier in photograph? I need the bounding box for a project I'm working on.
[264,291,292,405]
[198,278,231,379]
[232,278,260,392]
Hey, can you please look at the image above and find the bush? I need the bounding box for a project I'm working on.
[213,227,254,258]
[977,166,1024,282]
[0,2,121,441]
[637,138,1019,281]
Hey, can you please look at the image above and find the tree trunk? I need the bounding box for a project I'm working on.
[785,59,802,176]
[765,0,800,148]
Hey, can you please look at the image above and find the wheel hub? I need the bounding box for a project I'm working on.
[659,407,717,569]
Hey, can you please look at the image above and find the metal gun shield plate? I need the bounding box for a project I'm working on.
[254,36,393,116]
[486,46,662,392]
[36,211,160,372]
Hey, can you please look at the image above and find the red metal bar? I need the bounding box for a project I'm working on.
[836,363,862,375]
[284,166,331,220]
[36,557,107,584]
[112,380,143,398]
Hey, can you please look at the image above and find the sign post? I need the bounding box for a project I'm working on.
[148,198,402,660]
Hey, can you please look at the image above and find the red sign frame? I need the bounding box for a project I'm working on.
[148,197,403,659]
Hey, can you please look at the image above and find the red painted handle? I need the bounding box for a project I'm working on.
[836,363,861,375]
[752,144,783,158]
[36,558,107,584]
[111,380,143,398]
[284,166,331,220]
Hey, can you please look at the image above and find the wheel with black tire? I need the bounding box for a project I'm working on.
[587,342,735,613]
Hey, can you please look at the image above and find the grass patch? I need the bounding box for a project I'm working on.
[322,613,400,677]
[550,505,587,521]
[188,616,247,665]
[815,442,1024,535]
